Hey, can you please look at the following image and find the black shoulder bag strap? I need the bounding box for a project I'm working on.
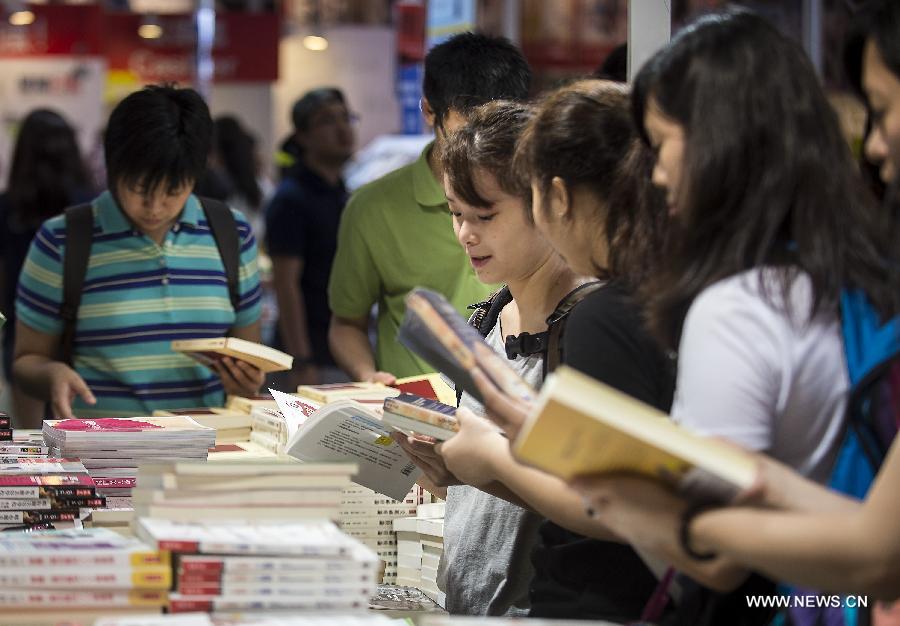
[198,197,241,318]
[60,204,95,365]
[543,280,606,378]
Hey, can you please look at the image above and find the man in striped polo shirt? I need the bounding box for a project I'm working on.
[13,85,263,424]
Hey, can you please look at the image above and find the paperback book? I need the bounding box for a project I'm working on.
[171,337,293,373]
[514,365,758,503]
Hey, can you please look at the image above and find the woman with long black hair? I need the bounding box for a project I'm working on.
[0,109,92,388]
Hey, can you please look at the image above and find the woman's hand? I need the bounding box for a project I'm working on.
[469,344,535,440]
[435,407,508,488]
[212,357,265,397]
[392,432,461,488]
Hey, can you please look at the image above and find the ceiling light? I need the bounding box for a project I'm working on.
[8,9,34,25]
[303,34,328,51]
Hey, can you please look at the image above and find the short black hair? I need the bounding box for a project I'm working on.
[291,87,346,131]
[104,84,212,195]
[423,32,531,129]
[441,100,533,212]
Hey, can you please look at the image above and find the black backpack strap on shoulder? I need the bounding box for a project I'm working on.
[544,280,606,377]
[60,204,95,365]
[457,286,513,405]
[198,196,241,316]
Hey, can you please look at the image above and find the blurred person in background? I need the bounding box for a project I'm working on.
[327,33,532,383]
[266,88,355,386]
[0,109,94,415]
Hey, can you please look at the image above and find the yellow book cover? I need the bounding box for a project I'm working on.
[514,366,757,502]
[171,337,293,373]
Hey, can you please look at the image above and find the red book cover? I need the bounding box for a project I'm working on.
[178,558,224,574]
[0,475,95,487]
[51,418,163,432]
[392,379,439,400]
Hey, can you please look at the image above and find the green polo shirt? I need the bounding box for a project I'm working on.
[329,143,493,378]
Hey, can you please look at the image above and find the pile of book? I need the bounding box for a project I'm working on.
[249,394,321,454]
[393,502,445,605]
[152,408,253,444]
[1,434,49,460]
[0,459,100,532]
[42,416,217,503]
[338,484,425,584]
[135,518,379,613]
[0,412,11,442]
[133,461,356,522]
[0,527,169,623]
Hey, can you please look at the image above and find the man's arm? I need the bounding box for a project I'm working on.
[13,320,95,422]
[271,255,317,384]
[328,314,395,384]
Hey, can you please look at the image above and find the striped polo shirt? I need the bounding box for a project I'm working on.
[16,191,262,417]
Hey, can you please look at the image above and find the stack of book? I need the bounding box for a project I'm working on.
[151,408,252,444]
[295,382,401,404]
[0,527,169,622]
[226,394,280,413]
[42,416,217,502]
[0,412,11,442]
[417,516,445,608]
[135,518,379,613]
[338,484,425,584]
[0,459,99,532]
[133,461,357,522]
[249,394,321,454]
[0,439,49,459]
[392,502,445,597]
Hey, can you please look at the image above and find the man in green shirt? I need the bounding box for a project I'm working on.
[328,33,532,382]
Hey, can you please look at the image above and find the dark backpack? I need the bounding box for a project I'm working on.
[59,197,241,365]
[456,281,604,405]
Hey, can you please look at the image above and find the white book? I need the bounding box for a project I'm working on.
[136,518,376,559]
[275,394,422,501]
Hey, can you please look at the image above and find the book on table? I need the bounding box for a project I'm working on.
[295,381,400,404]
[391,374,457,406]
[171,337,293,373]
[382,394,459,441]
[514,365,758,503]
[398,287,535,404]
[270,390,422,501]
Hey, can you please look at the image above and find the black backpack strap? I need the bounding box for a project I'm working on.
[60,204,95,365]
[456,286,513,405]
[543,281,606,377]
[198,196,241,317]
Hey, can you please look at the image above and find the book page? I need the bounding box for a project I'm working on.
[284,403,421,501]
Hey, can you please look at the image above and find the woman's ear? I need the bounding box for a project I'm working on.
[549,176,573,220]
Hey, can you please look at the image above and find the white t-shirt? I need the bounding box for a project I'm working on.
[671,268,848,483]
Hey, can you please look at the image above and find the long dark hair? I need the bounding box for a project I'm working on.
[515,80,667,288]
[7,109,90,228]
[633,10,898,349]
[214,116,262,209]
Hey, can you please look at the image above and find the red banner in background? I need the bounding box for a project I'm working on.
[0,5,103,57]
[0,7,279,83]
[105,12,279,83]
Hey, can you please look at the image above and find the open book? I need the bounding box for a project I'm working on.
[270,391,422,501]
[382,394,458,441]
[171,338,293,373]
[515,366,758,503]
[398,288,534,404]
